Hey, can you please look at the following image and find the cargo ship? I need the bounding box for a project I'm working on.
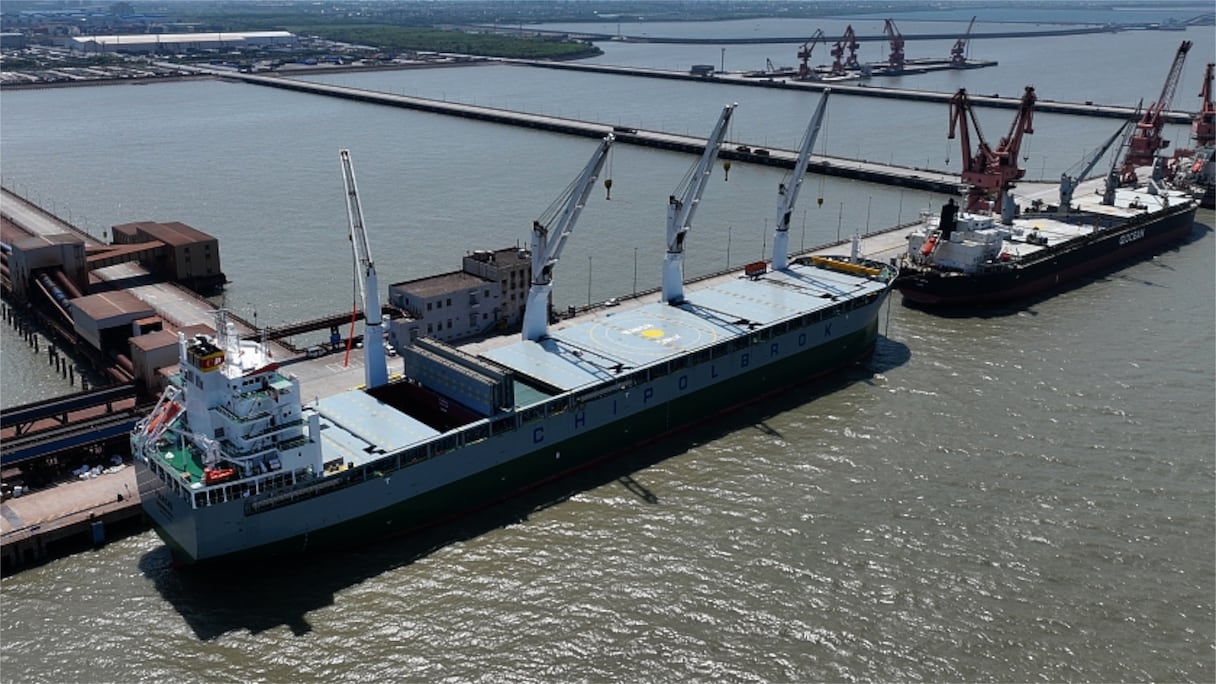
[133,94,896,565]
[895,178,1199,308]
[1172,144,1215,209]
[894,86,1199,308]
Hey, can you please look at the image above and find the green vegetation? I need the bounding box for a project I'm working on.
[301,25,600,60]
[0,53,128,71]
[161,4,603,61]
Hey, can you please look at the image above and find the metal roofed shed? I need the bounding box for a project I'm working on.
[71,290,155,353]
[68,31,297,54]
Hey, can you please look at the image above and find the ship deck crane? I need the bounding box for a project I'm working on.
[1104,101,1143,206]
[797,29,825,80]
[883,19,905,73]
[1120,40,1192,184]
[522,135,614,341]
[338,149,388,390]
[829,25,859,76]
[663,103,737,305]
[772,89,831,270]
[1059,119,1131,212]
[950,16,976,67]
[948,85,1037,216]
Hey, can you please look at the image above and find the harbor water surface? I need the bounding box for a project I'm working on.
[0,15,1213,683]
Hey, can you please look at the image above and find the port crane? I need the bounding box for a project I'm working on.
[796,29,825,80]
[1104,106,1141,206]
[883,19,905,73]
[1059,119,1131,212]
[522,135,614,341]
[338,149,388,390]
[1120,40,1192,184]
[1191,62,1214,148]
[950,16,976,66]
[948,86,1037,215]
[772,90,831,270]
[663,103,736,304]
[829,25,859,76]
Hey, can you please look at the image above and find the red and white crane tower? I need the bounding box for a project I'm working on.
[829,25,859,76]
[1192,62,1215,148]
[950,16,976,67]
[1119,40,1192,184]
[948,86,1037,215]
[796,29,825,80]
[883,19,905,73]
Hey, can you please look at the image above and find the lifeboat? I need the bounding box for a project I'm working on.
[144,401,182,435]
[920,234,939,256]
[203,466,238,486]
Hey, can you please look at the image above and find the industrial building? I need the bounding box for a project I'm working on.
[2,218,225,392]
[109,221,225,292]
[387,247,532,349]
[5,233,87,304]
[68,31,296,54]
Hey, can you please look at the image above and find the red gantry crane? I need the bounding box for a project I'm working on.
[883,19,905,73]
[1120,40,1192,184]
[1192,62,1215,148]
[796,29,825,80]
[829,25,859,76]
[950,16,976,67]
[948,86,1037,215]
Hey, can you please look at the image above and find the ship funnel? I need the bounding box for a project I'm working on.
[939,199,959,239]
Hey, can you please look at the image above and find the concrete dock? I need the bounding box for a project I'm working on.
[1,465,141,570]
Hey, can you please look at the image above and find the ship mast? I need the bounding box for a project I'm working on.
[339,149,388,390]
[663,103,736,304]
[522,134,615,341]
[772,89,831,270]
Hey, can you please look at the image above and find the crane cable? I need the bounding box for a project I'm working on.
[604,143,614,199]
[817,99,828,206]
[343,232,358,367]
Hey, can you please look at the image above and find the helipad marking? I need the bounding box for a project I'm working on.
[640,328,665,339]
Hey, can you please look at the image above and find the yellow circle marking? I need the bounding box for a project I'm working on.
[641,328,666,339]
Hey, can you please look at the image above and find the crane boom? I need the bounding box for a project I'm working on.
[1192,62,1214,147]
[339,148,388,389]
[797,29,825,80]
[1121,40,1192,183]
[830,25,859,76]
[883,19,905,73]
[772,89,831,270]
[948,86,1036,213]
[1107,100,1143,205]
[663,103,737,304]
[1059,119,1130,211]
[522,134,614,341]
[951,16,976,66]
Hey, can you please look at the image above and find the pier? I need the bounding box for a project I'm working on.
[179,59,1193,127]
[187,67,967,195]
[511,60,1192,125]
